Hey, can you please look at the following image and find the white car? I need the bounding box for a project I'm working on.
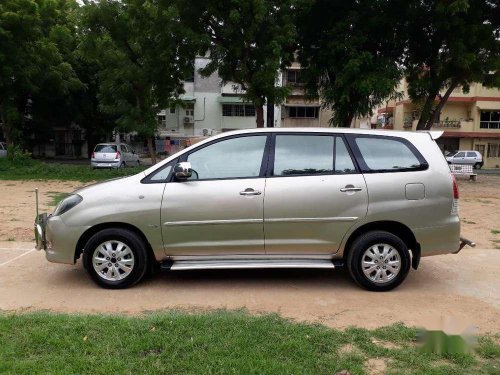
[445,150,483,169]
[91,143,140,169]
[0,142,6,158]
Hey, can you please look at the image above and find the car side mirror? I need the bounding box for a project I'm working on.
[174,162,192,180]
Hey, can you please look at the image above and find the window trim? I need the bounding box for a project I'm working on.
[141,157,179,184]
[345,134,429,173]
[266,132,360,178]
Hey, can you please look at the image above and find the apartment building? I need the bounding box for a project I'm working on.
[281,62,333,127]
[158,57,280,141]
[157,58,334,144]
[392,81,500,168]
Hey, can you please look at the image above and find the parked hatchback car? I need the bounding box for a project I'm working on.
[0,142,7,158]
[35,129,473,291]
[445,150,483,169]
[91,143,140,169]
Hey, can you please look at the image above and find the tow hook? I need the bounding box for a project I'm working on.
[453,237,476,254]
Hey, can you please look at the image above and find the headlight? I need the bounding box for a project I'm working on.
[53,194,83,216]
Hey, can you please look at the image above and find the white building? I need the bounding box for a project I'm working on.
[157,56,281,139]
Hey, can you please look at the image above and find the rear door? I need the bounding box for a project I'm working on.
[466,151,478,165]
[263,134,368,255]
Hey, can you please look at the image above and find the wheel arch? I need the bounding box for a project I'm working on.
[75,222,155,265]
[341,221,421,270]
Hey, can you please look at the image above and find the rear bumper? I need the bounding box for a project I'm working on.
[414,217,461,257]
[35,214,89,265]
[91,160,121,168]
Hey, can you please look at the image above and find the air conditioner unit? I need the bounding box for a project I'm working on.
[184,116,194,124]
[202,128,212,136]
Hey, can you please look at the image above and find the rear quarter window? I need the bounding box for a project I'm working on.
[350,136,427,173]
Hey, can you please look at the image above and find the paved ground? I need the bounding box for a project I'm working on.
[0,241,498,333]
[1,175,499,333]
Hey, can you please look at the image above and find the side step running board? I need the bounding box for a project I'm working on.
[161,259,344,271]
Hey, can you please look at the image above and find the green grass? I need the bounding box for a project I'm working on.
[0,311,498,375]
[491,229,500,235]
[0,158,146,182]
[46,191,70,206]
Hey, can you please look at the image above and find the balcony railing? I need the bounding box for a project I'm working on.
[432,120,461,128]
[403,121,413,129]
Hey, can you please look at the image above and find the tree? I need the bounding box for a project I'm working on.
[0,0,82,147]
[81,0,199,163]
[180,0,297,127]
[297,0,406,127]
[405,0,500,130]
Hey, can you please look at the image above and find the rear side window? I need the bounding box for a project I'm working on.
[466,152,476,157]
[353,136,427,172]
[335,137,356,174]
[120,145,128,153]
[94,144,117,153]
[273,135,334,176]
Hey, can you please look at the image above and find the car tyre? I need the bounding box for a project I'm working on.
[83,228,149,289]
[474,162,482,169]
[347,231,411,292]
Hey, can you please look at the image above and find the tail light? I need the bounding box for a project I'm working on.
[115,151,121,159]
[91,152,95,159]
[451,173,459,214]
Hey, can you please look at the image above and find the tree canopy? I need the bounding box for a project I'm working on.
[297,0,407,127]
[404,0,500,130]
[180,0,298,127]
[0,0,83,146]
[80,0,200,162]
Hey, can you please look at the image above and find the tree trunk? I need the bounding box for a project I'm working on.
[255,105,264,128]
[344,111,355,128]
[424,80,460,130]
[147,137,156,165]
[415,90,439,130]
[266,100,274,127]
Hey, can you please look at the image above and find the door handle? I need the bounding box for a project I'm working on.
[239,188,262,196]
[340,186,363,192]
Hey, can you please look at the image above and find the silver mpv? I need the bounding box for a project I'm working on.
[35,128,473,291]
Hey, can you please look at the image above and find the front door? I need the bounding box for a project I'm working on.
[162,134,269,256]
[264,134,368,255]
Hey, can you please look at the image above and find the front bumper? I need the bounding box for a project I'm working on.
[35,213,89,265]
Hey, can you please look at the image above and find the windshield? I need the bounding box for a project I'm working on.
[94,144,117,153]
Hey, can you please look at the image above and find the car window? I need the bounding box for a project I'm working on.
[149,165,173,182]
[455,152,465,157]
[354,137,423,172]
[466,152,476,157]
[120,145,128,153]
[94,144,117,153]
[187,135,267,180]
[0,143,4,151]
[335,137,356,174]
[274,135,334,176]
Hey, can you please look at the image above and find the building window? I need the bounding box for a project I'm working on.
[169,107,176,114]
[480,111,500,129]
[288,106,319,119]
[185,103,194,116]
[475,144,485,156]
[487,143,500,158]
[222,104,255,117]
[286,69,302,85]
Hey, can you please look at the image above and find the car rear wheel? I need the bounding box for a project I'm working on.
[474,162,482,169]
[347,231,411,292]
[83,228,148,289]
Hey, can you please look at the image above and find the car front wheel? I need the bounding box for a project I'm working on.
[347,231,411,292]
[83,228,149,289]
